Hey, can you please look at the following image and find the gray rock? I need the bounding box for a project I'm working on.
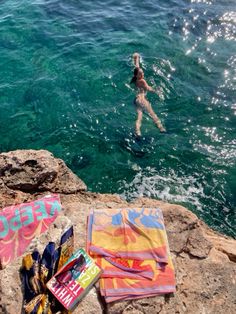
[0,150,86,193]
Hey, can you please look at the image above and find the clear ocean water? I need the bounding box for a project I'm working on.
[0,0,235,237]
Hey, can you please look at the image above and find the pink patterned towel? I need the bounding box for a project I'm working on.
[0,194,61,268]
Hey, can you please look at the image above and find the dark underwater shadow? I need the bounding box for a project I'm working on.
[119,132,155,158]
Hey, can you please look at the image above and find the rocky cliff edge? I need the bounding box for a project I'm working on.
[0,150,235,314]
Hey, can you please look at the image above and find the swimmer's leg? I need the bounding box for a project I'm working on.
[135,109,143,136]
[146,102,166,132]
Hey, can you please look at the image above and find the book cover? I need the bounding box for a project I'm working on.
[46,248,102,310]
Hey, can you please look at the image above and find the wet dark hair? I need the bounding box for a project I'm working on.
[130,67,139,84]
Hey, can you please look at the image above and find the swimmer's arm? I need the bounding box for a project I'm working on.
[133,53,140,68]
[140,79,156,92]
[140,79,162,96]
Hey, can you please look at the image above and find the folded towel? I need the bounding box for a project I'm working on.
[99,255,175,302]
[87,207,168,262]
[96,256,156,280]
[87,207,176,303]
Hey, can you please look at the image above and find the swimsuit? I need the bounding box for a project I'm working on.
[134,88,149,111]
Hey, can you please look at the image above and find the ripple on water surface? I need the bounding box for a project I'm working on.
[0,0,235,237]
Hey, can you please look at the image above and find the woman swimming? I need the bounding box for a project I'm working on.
[131,53,166,136]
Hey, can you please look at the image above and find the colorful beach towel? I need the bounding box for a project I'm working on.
[87,208,176,303]
[99,255,175,302]
[0,194,61,268]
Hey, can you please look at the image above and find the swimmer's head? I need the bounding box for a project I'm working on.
[137,68,144,79]
[130,67,144,84]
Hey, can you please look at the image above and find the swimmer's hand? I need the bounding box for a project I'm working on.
[149,86,160,95]
[133,53,140,67]
[142,83,164,100]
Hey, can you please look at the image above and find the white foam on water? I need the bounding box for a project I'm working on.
[119,168,206,212]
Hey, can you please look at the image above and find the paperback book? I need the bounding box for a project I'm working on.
[46,248,102,310]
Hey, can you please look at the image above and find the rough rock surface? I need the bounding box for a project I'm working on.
[0,150,86,196]
[0,150,235,314]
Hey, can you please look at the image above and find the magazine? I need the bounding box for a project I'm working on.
[46,248,102,310]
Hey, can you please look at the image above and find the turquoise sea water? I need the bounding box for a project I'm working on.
[0,0,235,237]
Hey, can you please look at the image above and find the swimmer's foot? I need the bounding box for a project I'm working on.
[154,119,166,133]
[136,135,141,141]
[135,130,141,140]
[155,122,166,133]
[159,126,166,133]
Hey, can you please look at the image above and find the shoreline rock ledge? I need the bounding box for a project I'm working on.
[0,149,235,314]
